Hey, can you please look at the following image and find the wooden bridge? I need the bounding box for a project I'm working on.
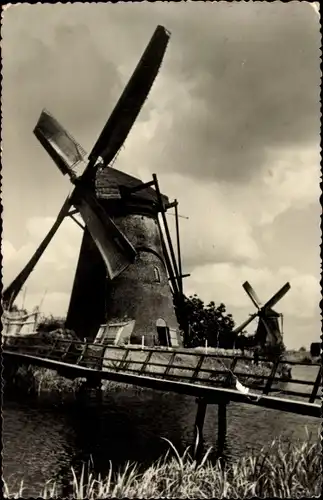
[3,335,321,457]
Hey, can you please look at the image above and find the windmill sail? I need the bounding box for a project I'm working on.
[34,110,87,176]
[34,110,137,280]
[74,189,137,279]
[233,312,258,334]
[264,282,291,311]
[243,281,261,309]
[32,25,170,284]
[88,25,171,168]
[2,196,71,308]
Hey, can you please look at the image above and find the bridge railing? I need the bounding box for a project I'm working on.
[3,336,321,405]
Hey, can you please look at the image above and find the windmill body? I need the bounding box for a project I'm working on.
[254,308,281,347]
[65,168,181,346]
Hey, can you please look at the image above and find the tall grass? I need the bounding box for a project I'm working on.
[4,434,321,498]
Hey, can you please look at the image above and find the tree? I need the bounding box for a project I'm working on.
[177,294,236,348]
[37,314,66,333]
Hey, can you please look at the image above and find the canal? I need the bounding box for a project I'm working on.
[3,364,320,496]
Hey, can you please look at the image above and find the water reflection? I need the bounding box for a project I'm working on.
[3,399,74,496]
[3,373,320,497]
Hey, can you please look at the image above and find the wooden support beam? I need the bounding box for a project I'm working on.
[68,208,79,216]
[263,359,280,395]
[192,354,205,380]
[217,400,228,457]
[164,201,178,210]
[225,357,238,386]
[167,212,189,220]
[116,349,130,371]
[164,352,177,376]
[121,179,156,196]
[68,213,85,230]
[95,384,103,404]
[156,213,179,297]
[61,341,73,361]
[152,174,181,289]
[194,398,208,463]
[168,274,190,281]
[76,341,88,365]
[174,200,183,295]
[140,350,153,374]
[309,365,322,403]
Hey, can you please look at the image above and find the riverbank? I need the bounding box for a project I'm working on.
[4,434,321,498]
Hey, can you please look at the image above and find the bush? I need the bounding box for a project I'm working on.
[37,315,66,333]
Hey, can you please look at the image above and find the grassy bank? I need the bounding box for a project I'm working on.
[4,434,321,498]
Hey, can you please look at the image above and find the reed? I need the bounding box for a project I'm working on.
[4,433,321,498]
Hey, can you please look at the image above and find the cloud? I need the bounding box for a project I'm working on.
[185,263,320,319]
[159,173,262,271]
[2,2,320,185]
[222,146,320,226]
[100,1,320,185]
[2,215,82,313]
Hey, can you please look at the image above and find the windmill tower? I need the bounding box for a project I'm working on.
[233,281,291,347]
[3,26,187,348]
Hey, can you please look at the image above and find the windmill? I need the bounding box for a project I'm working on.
[233,281,291,347]
[3,26,188,347]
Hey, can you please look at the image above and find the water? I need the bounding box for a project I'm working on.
[3,365,320,497]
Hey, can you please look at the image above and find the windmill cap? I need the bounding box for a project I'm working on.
[95,167,169,206]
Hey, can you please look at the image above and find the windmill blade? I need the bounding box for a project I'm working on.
[73,187,137,280]
[233,312,258,334]
[243,281,262,309]
[264,282,291,311]
[2,196,71,309]
[87,25,170,169]
[34,109,87,177]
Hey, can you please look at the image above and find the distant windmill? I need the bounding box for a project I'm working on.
[3,26,188,347]
[233,281,291,347]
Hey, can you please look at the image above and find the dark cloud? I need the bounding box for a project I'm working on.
[151,2,320,182]
[2,2,320,235]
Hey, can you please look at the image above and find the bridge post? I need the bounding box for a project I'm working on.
[217,399,228,457]
[193,397,208,462]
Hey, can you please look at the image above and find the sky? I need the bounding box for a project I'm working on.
[2,2,321,349]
